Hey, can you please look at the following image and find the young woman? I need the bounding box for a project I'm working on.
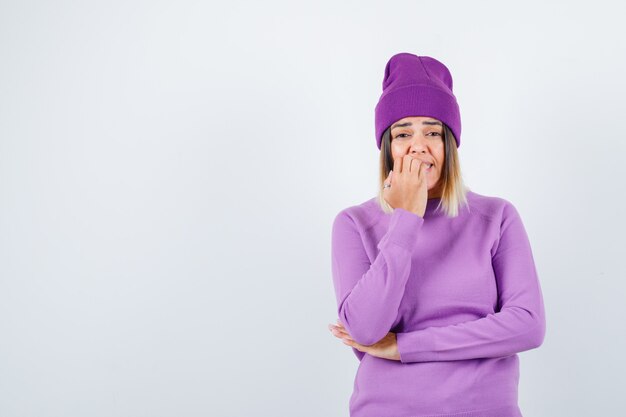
[328,52,546,417]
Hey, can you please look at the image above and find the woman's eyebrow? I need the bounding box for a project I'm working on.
[391,120,442,130]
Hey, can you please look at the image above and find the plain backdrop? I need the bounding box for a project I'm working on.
[1,1,624,416]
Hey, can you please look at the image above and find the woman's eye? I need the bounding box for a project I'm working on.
[394,132,441,139]
[393,132,441,139]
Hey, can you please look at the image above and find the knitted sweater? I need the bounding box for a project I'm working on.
[330,190,546,417]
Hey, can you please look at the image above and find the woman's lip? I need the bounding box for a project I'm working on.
[414,159,434,167]
[410,158,434,169]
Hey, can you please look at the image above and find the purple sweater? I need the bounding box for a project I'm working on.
[330,190,546,417]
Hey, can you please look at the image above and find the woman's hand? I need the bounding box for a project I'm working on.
[328,319,401,361]
[382,154,430,218]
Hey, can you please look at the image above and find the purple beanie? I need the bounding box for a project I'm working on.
[374,52,461,150]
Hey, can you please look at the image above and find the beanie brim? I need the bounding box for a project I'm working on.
[375,84,461,150]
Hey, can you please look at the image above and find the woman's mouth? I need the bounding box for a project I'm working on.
[411,157,434,171]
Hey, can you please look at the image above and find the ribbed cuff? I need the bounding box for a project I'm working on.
[378,208,424,252]
[396,329,438,363]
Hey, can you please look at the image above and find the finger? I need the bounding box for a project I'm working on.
[403,154,413,173]
[336,324,346,331]
[328,324,348,336]
[329,325,355,343]
[410,157,422,173]
[393,157,401,174]
[331,330,346,340]
[333,327,351,338]
[329,322,347,331]
[335,322,349,332]
[342,336,357,346]
[337,329,354,341]
[343,338,366,353]
[419,160,429,181]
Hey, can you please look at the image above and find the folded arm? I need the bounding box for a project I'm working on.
[395,202,547,363]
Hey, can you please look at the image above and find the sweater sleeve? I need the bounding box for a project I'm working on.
[331,207,424,347]
[395,201,546,363]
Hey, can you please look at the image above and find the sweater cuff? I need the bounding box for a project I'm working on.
[378,208,424,252]
[396,330,438,363]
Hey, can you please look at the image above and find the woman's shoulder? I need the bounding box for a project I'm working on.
[333,196,384,232]
[465,189,522,222]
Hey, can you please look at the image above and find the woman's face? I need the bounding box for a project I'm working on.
[390,116,445,196]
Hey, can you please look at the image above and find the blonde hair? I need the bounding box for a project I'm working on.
[376,122,470,217]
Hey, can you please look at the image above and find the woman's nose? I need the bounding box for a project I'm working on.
[410,143,427,153]
[408,137,427,151]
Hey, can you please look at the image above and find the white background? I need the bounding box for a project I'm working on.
[1,1,624,416]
